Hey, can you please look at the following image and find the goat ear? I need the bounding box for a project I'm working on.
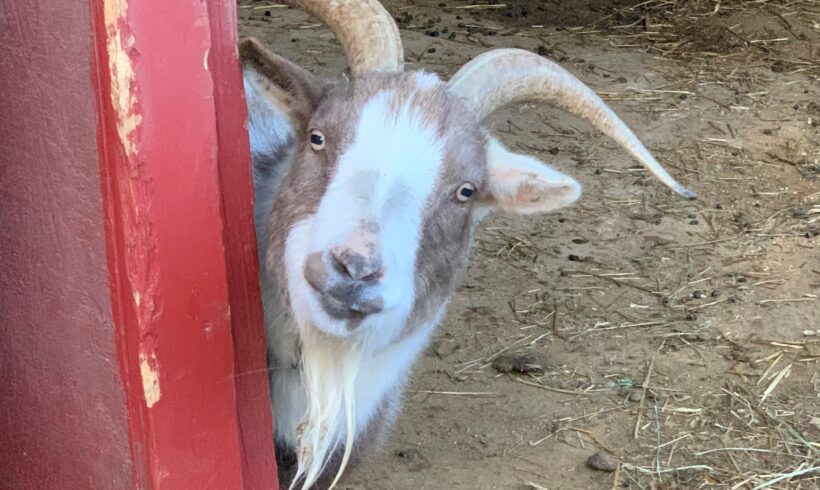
[481,137,581,215]
[239,37,325,152]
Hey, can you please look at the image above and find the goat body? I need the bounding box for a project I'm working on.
[240,2,694,488]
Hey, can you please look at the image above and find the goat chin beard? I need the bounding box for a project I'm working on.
[291,327,364,490]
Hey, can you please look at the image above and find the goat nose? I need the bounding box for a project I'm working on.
[330,245,384,281]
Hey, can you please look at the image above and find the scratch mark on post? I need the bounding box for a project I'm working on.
[103,0,141,155]
[139,350,161,408]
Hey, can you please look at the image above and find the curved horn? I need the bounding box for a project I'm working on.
[448,49,696,200]
[284,0,403,76]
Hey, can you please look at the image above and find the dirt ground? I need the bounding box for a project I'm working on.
[237,1,820,488]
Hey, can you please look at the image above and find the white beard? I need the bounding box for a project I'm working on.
[264,283,444,489]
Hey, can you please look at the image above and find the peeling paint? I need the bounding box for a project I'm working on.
[139,351,161,408]
[203,47,210,71]
[133,290,140,307]
[103,0,141,156]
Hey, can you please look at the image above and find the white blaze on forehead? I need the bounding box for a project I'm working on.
[313,89,445,311]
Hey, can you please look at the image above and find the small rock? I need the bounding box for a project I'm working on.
[586,453,618,472]
[395,448,421,459]
[430,339,460,359]
[692,290,706,299]
[492,352,548,374]
[689,219,699,225]
[771,60,787,73]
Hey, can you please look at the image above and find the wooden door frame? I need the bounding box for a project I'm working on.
[92,0,277,487]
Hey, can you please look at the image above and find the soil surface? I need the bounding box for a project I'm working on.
[238,1,819,488]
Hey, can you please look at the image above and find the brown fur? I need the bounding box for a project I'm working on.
[240,38,325,133]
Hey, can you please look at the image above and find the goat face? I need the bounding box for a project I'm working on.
[246,65,581,343]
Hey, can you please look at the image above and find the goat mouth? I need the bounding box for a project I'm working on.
[319,293,367,321]
[318,286,385,321]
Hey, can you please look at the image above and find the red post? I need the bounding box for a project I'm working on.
[1,1,136,487]
[91,0,277,488]
[206,1,281,487]
[1,0,275,485]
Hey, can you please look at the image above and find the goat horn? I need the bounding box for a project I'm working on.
[284,0,403,76]
[448,49,696,199]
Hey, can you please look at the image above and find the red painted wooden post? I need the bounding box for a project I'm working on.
[1,0,275,485]
[206,1,281,487]
[91,0,277,488]
[1,2,135,487]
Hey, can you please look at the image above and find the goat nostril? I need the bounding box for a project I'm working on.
[330,247,383,282]
[329,249,350,277]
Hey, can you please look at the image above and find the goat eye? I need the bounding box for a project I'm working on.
[456,183,476,203]
[309,129,325,150]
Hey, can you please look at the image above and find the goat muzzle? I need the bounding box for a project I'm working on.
[304,242,386,323]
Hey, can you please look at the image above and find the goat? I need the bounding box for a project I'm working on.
[240,1,696,488]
